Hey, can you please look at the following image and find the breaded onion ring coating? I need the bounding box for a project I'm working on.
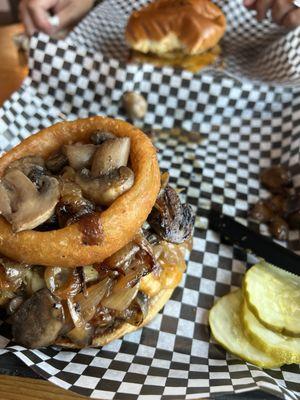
[0,117,160,267]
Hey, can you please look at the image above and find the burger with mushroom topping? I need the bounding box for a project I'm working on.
[0,117,194,348]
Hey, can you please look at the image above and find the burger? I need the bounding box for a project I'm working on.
[0,117,194,348]
[125,0,226,72]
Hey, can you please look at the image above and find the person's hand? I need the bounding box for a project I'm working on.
[244,0,300,28]
[19,0,94,36]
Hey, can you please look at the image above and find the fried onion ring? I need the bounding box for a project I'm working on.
[0,117,160,267]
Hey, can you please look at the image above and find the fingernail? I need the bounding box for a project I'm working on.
[48,15,60,28]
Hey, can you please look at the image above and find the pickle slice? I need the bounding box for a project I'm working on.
[209,289,282,369]
[244,261,300,337]
[242,300,300,365]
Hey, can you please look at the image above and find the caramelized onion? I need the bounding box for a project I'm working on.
[101,234,158,292]
[133,233,158,274]
[126,291,149,326]
[113,258,148,291]
[95,264,124,281]
[0,258,29,291]
[24,266,46,295]
[91,305,115,329]
[45,267,81,300]
[57,173,97,231]
[82,266,99,284]
[101,283,140,311]
[104,242,139,270]
[68,277,111,327]
[158,240,189,273]
[59,300,75,335]
[0,265,11,290]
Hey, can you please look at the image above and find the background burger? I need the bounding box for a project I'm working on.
[126,0,226,72]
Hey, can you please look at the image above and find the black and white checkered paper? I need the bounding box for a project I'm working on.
[0,0,300,399]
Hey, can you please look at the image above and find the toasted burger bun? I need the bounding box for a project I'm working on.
[55,287,174,348]
[126,0,226,57]
[0,117,160,267]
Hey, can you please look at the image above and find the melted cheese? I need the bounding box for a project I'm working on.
[131,46,221,72]
[140,240,190,298]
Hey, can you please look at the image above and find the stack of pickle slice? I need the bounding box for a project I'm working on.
[209,261,300,368]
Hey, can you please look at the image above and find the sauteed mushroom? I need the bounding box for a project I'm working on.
[6,156,45,176]
[260,165,292,194]
[0,169,60,232]
[6,156,46,189]
[249,200,273,223]
[0,185,12,218]
[122,91,147,119]
[75,166,134,206]
[269,216,289,241]
[27,166,46,189]
[90,131,116,145]
[6,296,24,315]
[91,138,131,177]
[63,143,97,170]
[12,288,64,348]
[268,195,287,215]
[45,152,68,174]
[249,165,300,240]
[148,185,194,244]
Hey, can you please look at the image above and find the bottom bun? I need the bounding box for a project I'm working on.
[130,45,221,72]
[55,288,174,349]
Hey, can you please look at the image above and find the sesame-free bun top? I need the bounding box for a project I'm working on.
[125,0,226,56]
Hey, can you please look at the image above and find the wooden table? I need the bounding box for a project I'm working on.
[0,23,84,400]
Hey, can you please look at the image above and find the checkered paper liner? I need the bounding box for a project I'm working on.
[0,3,300,400]
[67,0,300,86]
